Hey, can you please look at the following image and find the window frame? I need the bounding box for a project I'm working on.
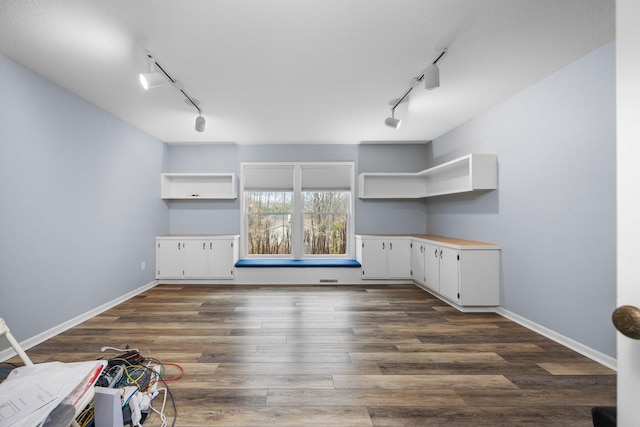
[240,162,355,259]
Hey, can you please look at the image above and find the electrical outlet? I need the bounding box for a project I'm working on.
[141,261,146,271]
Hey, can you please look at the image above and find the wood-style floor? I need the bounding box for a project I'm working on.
[15,284,616,426]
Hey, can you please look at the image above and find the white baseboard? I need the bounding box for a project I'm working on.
[495,307,617,371]
[0,280,158,362]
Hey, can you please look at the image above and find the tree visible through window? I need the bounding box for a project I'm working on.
[303,191,348,255]
[247,192,292,255]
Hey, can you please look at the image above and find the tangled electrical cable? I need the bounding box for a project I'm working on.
[0,362,18,383]
[74,347,183,427]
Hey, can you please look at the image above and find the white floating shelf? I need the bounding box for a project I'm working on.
[358,154,497,199]
[161,173,237,200]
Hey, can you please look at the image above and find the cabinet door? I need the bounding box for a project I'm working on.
[156,240,184,279]
[424,243,440,292]
[207,239,235,278]
[411,241,426,285]
[360,238,388,279]
[387,239,411,278]
[458,250,500,306]
[439,247,460,303]
[183,240,209,279]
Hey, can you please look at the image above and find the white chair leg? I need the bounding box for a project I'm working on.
[0,317,34,366]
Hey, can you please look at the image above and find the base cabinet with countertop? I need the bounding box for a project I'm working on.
[355,236,412,279]
[156,235,239,280]
[414,235,500,310]
[359,234,500,311]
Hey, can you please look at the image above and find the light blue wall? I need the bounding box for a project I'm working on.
[425,42,616,357]
[166,143,430,235]
[0,55,169,348]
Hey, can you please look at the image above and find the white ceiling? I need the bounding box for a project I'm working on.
[0,0,614,145]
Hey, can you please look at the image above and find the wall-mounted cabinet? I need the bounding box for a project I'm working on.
[358,154,497,199]
[161,173,237,200]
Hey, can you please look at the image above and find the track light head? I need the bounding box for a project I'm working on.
[424,63,440,90]
[139,72,164,90]
[384,116,401,129]
[140,55,164,90]
[195,115,206,132]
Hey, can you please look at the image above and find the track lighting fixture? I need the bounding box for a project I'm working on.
[139,56,164,90]
[139,71,164,90]
[384,110,401,129]
[385,49,447,128]
[195,114,206,132]
[424,63,440,90]
[140,52,205,132]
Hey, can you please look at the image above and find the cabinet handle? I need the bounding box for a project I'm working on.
[390,242,393,250]
[203,242,206,250]
[210,242,213,250]
[420,245,424,253]
[178,242,181,250]
[382,242,385,250]
[439,249,443,258]
[434,248,438,258]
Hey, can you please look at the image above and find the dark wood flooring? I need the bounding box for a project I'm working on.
[13,284,616,426]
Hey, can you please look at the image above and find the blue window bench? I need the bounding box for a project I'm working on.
[235,259,361,268]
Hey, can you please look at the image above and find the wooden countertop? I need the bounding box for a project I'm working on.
[357,234,499,249]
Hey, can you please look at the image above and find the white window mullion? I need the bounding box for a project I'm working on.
[291,165,303,259]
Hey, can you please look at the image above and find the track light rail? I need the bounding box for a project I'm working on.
[147,54,201,114]
[390,49,446,112]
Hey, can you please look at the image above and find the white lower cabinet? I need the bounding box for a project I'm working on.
[418,238,500,308]
[423,242,441,293]
[362,235,500,310]
[207,239,239,278]
[156,239,185,279]
[156,235,239,280]
[410,241,426,285]
[438,246,460,302]
[356,236,411,279]
[422,244,460,302]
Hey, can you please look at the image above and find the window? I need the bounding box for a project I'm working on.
[247,191,292,255]
[241,162,354,259]
[302,191,348,255]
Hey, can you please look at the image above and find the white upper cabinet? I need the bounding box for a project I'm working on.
[358,154,497,199]
[161,173,237,199]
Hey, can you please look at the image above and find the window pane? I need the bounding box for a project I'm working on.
[302,192,348,213]
[247,214,292,254]
[247,192,292,213]
[303,214,347,255]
